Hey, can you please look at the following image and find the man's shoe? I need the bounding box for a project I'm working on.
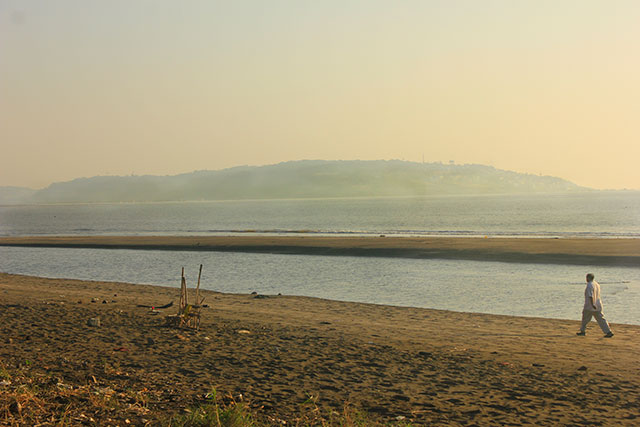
[604,332,614,338]
[576,331,586,336]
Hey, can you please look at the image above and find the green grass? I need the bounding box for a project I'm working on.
[169,389,256,427]
[169,389,416,427]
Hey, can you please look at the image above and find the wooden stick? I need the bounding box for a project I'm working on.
[183,277,188,308]
[179,268,183,310]
[195,264,203,307]
[180,267,187,310]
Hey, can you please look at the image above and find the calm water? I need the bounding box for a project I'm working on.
[1,192,639,324]
[1,191,639,238]
[1,246,639,325]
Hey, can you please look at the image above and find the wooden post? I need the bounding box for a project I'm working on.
[195,264,203,306]
[180,267,187,310]
[179,267,183,310]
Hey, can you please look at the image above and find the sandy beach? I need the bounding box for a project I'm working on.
[1,235,639,267]
[1,272,639,425]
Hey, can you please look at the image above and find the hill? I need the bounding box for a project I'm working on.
[2,160,586,204]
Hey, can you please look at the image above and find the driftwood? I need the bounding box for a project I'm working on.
[165,265,205,330]
[136,301,174,309]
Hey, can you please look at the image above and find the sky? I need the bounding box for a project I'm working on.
[1,1,639,190]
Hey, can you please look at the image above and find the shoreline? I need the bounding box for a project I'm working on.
[1,272,639,425]
[1,235,639,267]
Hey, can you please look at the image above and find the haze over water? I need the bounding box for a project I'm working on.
[1,192,638,238]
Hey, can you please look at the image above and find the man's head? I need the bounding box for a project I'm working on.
[586,273,595,282]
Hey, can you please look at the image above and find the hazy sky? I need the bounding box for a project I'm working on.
[2,1,639,190]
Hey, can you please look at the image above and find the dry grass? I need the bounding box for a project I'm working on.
[0,362,415,427]
[0,360,155,426]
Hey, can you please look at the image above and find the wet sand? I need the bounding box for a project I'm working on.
[1,235,639,266]
[1,272,639,425]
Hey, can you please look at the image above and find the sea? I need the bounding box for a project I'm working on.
[1,191,639,325]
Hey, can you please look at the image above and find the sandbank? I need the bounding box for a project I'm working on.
[1,235,639,266]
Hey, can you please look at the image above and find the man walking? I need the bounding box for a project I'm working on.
[577,273,613,338]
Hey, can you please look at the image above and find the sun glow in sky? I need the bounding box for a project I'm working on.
[1,1,639,190]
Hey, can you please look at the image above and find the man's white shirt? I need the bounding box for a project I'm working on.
[584,280,603,311]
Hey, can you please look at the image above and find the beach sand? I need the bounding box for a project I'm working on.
[1,235,639,266]
[1,272,639,425]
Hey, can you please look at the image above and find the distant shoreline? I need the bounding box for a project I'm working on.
[1,235,639,267]
[7,187,640,207]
